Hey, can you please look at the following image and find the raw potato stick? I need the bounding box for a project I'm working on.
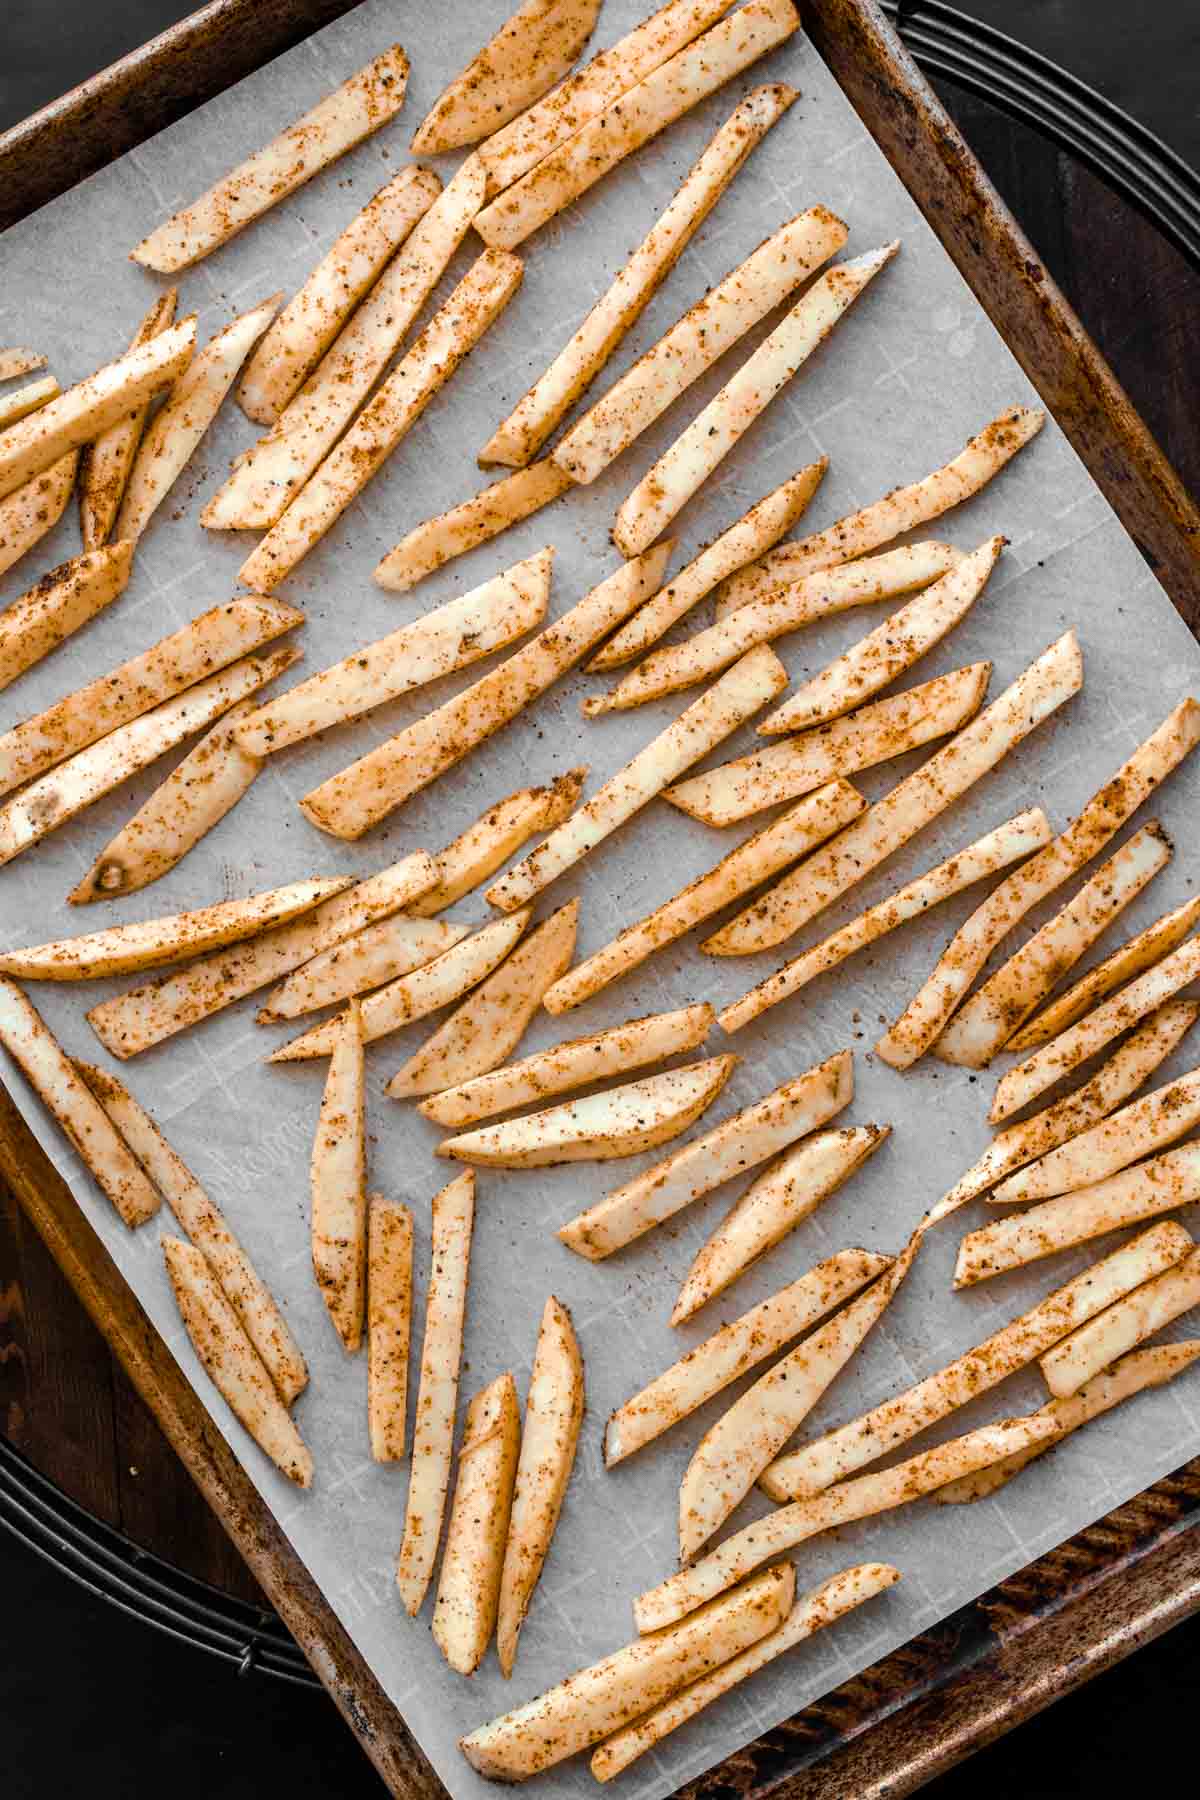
[487,644,787,912]
[702,630,1083,956]
[0,349,46,380]
[559,1050,853,1259]
[410,770,587,917]
[162,1236,313,1487]
[472,0,800,251]
[993,1068,1200,1205]
[604,1249,892,1464]
[543,779,864,1013]
[77,1062,307,1403]
[459,1563,793,1780]
[614,245,898,557]
[433,1376,522,1676]
[412,0,602,153]
[367,1195,413,1462]
[0,454,79,582]
[0,977,160,1227]
[310,1000,367,1352]
[0,377,59,431]
[1041,1247,1200,1398]
[396,1172,475,1615]
[131,46,411,271]
[713,404,1045,619]
[0,543,133,694]
[479,85,797,470]
[301,545,671,839]
[233,549,552,756]
[496,1295,584,1676]
[79,290,177,549]
[258,918,468,1022]
[553,207,846,486]
[720,809,1052,1033]
[237,166,441,424]
[374,462,572,592]
[419,1001,715,1128]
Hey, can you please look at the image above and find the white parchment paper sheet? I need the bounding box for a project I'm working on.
[3,5,1200,1795]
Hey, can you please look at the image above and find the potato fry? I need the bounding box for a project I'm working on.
[397,1171,475,1614]
[85,852,436,1058]
[460,1563,792,1780]
[0,542,133,694]
[386,902,578,1100]
[258,918,468,1023]
[235,550,552,757]
[0,453,78,581]
[0,349,47,380]
[131,47,411,271]
[615,245,897,557]
[496,1296,584,1677]
[759,1220,1192,1501]
[0,376,59,431]
[421,1003,714,1129]
[374,462,571,593]
[302,546,672,839]
[473,0,799,250]
[239,250,523,592]
[162,1236,313,1487]
[702,630,1083,956]
[433,1372,522,1674]
[926,1003,1198,1227]
[553,207,846,486]
[679,1235,916,1556]
[480,85,797,470]
[720,809,1052,1034]
[410,770,587,918]
[0,977,160,1227]
[367,1195,413,1463]
[439,1054,736,1168]
[592,1562,899,1781]
[309,1000,367,1353]
[236,167,441,425]
[713,404,1046,619]
[1041,1246,1200,1398]
[77,1062,307,1402]
[992,1068,1200,1207]
[637,1415,1059,1633]
[605,1249,892,1465]
[544,780,863,1014]
[589,541,960,714]
[414,0,601,153]
[673,1124,891,1323]
[79,291,178,549]
[560,1051,853,1259]
[488,645,787,912]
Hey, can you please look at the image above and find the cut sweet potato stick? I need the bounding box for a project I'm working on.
[367,1195,413,1462]
[258,918,468,1023]
[1041,1246,1200,1398]
[0,349,47,380]
[433,1372,522,1675]
[131,46,411,272]
[410,770,586,918]
[0,454,78,582]
[992,1067,1200,1206]
[310,1002,367,1350]
[414,0,602,153]
[79,290,178,549]
[0,376,59,431]
[374,462,571,592]
[0,543,133,694]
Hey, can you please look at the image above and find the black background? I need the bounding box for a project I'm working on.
[2,4,1199,1796]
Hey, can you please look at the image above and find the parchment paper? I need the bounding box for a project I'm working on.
[3,5,1200,1795]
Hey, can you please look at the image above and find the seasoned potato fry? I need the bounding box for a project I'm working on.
[85,852,436,1057]
[131,47,411,271]
[237,167,440,425]
[605,1249,891,1465]
[413,0,601,153]
[79,291,177,549]
[488,645,788,912]
[703,631,1083,956]
[0,349,47,380]
[992,1068,1200,1206]
[367,1195,413,1463]
[162,1236,313,1487]
[374,462,571,592]
[269,912,532,1062]
[0,543,133,694]
[433,1372,522,1675]
[1041,1246,1200,1398]
[310,1000,367,1353]
[553,207,846,486]
[720,809,1052,1034]
[679,1235,916,1556]
[78,1062,307,1402]
[560,1051,853,1259]
[0,977,160,1227]
[439,1054,737,1168]
[386,902,577,1100]
[235,550,552,756]
[0,376,59,430]
[397,1172,476,1615]
[302,546,671,839]
[496,1296,584,1677]
[259,918,468,1023]
[543,781,864,1013]
[760,1221,1192,1501]
[673,1124,891,1323]
[459,1563,792,1780]
[614,245,897,558]
[480,86,797,470]
[592,1562,899,1780]
[0,453,79,582]
[410,770,586,918]
[713,404,1045,619]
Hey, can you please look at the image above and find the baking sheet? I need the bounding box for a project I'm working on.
[3,3,1200,1794]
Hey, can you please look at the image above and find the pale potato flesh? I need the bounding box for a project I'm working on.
[79,289,177,549]
[432,1372,521,1675]
[374,462,571,593]
[1041,1246,1200,1398]
[0,452,79,581]
[309,1000,367,1352]
[991,1066,1200,1205]
[0,542,133,694]
[412,0,602,154]
[409,770,586,917]
[258,917,468,1022]
[367,1196,414,1463]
